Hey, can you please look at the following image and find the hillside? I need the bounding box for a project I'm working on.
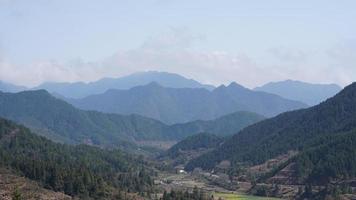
[166,133,224,159]
[186,82,356,171]
[0,117,153,199]
[255,80,341,105]
[0,168,71,200]
[168,111,265,139]
[293,130,356,184]
[0,90,263,149]
[68,82,305,124]
[0,90,169,147]
[36,71,215,98]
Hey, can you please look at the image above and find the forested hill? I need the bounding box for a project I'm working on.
[166,133,224,158]
[68,82,306,124]
[165,111,265,139]
[186,82,356,171]
[0,90,264,148]
[0,118,153,199]
[0,90,169,147]
[294,130,356,184]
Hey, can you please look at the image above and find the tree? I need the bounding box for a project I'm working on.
[12,187,22,200]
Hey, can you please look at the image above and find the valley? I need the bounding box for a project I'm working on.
[152,167,282,200]
[0,73,354,200]
[2,1,355,199]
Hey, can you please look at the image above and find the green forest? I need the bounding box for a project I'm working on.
[0,118,153,199]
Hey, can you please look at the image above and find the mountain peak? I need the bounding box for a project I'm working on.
[227,82,247,90]
[215,82,248,91]
[145,81,163,88]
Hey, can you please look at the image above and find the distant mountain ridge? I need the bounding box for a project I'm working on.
[0,80,27,93]
[0,90,263,148]
[255,80,342,105]
[67,82,306,124]
[35,71,215,98]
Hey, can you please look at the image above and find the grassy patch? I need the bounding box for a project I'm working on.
[214,192,280,200]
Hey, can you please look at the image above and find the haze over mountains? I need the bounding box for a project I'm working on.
[255,80,342,106]
[0,71,341,109]
[0,80,27,93]
[2,0,355,198]
[67,82,306,124]
[0,72,355,199]
[35,71,215,98]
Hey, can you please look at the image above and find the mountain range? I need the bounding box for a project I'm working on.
[255,80,342,106]
[1,72,341,109]
[35,71,215,98]
[0,90,263,148]
[1,73,354,199]
[67,82,306,124]
[186,82,356,185]
[0,90,167,148]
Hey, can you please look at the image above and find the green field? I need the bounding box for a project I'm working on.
[214,193,280,200]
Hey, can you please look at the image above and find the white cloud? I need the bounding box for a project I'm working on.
[267,47,309,64]
[327,39,356,67]
[141,27,204,51]
[0,59,104,86]
[0,29,355,88]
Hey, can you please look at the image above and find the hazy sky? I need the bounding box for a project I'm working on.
[0,0,356,88]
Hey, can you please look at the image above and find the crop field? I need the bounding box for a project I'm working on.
[214,193,280,200]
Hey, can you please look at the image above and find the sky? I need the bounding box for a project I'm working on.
[0,0,356,88]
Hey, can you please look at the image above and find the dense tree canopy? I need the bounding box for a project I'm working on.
[0,118,153,199]
[166,133,223,158]
[186,82,356,185]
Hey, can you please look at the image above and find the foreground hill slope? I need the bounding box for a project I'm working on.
[0,118,153,199]
[186,82,356,170]
[69,82,305,124]
[255,80,341,106]
[36,71,215,98]
[293,130,356,184]
[0,168,71,200]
